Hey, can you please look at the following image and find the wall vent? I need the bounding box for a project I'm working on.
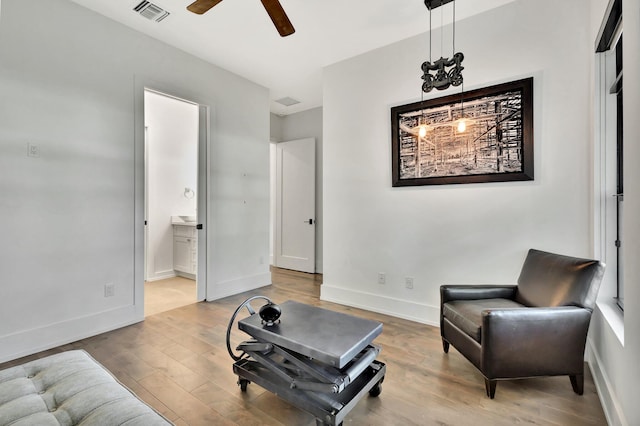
[133,1,170,22]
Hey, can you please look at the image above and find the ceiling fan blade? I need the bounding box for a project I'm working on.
[260,0,295,37]
[187,0,223,15]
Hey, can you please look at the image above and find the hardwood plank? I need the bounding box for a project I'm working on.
[190,381,284,426]
[0,267,607,426]
[138,372,235,426]
[145,276,196,316]
[108,369,181,422]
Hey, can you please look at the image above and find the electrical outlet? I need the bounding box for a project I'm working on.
[104,283,115,297]
[405,277,414,289]
[27,143,40,157]
[378,272,386,285]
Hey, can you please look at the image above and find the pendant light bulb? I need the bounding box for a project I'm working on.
[419,125,428,138]
[457,119,466,133]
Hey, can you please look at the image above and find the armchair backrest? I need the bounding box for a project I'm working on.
[515,249,605,310]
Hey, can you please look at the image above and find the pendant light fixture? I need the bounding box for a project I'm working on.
[421,0,464,93]
[420,0,467,133]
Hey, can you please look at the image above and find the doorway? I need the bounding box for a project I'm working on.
[143,89,203,316]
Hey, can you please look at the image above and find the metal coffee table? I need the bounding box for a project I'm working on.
[232,300,386,426]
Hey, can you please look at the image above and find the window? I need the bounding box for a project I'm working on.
[595,0,623,311]
[613,36,624,310]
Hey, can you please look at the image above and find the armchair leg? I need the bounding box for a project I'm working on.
[484,379,497,399]
[570,375,584,395]
[442,339,450,353]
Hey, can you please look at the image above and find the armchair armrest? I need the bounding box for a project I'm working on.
[482,306,592,379]
[440,285,517,304]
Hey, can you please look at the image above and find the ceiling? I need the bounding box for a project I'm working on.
[70,0,515,115]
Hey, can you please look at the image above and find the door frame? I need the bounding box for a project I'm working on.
[134,77,212,317]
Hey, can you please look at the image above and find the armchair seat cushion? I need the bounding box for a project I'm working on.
[443,298,525,343]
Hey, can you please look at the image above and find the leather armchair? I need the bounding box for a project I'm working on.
[440,249,604,398]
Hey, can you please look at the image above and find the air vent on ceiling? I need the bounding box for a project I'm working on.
[133,1,170,22]
[275,97,301,107]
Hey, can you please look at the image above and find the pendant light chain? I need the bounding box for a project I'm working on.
[453,0,456,56]
[440,6,443,58]
[429,8,432,63]
[424,7,432,106]
[461,80,464,115]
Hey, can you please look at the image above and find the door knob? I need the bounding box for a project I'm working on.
[305,219,314,225]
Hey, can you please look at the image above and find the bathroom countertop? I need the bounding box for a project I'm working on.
[171,215,197,226]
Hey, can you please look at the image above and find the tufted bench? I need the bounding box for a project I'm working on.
[0,350,172,425]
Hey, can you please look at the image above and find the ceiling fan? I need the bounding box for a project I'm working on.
[186,0,295,37]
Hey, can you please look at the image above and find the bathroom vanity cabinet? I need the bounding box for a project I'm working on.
[173,224,197,279]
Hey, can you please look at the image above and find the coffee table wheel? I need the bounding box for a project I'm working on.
[369,380,382,397]
[238,379,249,392]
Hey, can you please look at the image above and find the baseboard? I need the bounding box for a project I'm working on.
[175,271,195,280]
[206,272,272,301]
[145,270,176,282]
[0,305,143,364]
[320,285,439,326]
[587,337,628,426]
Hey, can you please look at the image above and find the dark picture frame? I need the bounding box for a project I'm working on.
[391,77,534,186]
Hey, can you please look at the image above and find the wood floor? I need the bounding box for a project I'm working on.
[0,268,607,425]
[145,276,197,316]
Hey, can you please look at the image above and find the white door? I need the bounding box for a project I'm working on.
[275,138,316,273]
[196,104,208,301]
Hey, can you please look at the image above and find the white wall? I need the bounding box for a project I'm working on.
[0,0,271,362]
[321,0,640,423]
[322,0,594,323]
[270,114,284,143]
[145,91,198,281]
[270,107,324,273]
[587,0,640,424]
[619,0,640,422]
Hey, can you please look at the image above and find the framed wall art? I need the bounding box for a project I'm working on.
[391,77,534,186]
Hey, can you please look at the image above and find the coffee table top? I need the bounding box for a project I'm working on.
[238,300,383,369]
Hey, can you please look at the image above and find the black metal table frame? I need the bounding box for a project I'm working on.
[231,301,386,426]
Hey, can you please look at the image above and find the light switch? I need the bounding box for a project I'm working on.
[27,143,40,157]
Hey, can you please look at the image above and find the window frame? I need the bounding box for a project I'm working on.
[595,0,623,312]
